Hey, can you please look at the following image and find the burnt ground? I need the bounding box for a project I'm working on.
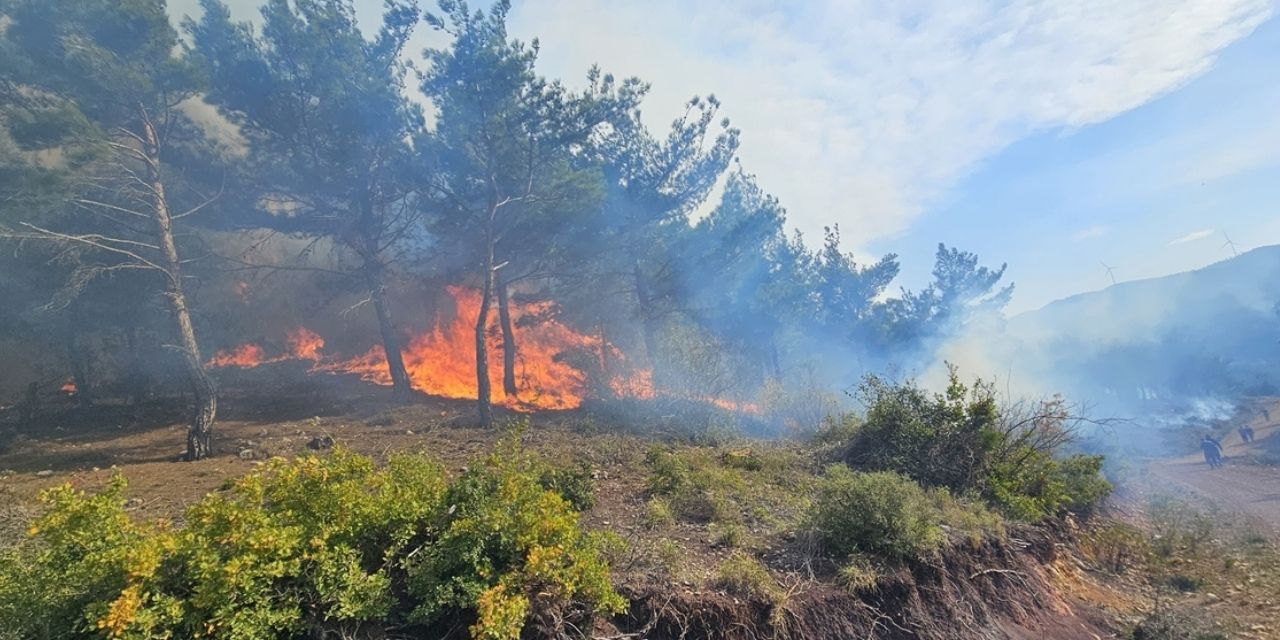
[0,366,1245,639]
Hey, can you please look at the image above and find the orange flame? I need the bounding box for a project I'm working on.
[608,367,655,399]
[60,379,77,395]
[206,327,324,369]
[285,327,325,361]
[323,286,602,410]
[207,343,267,368]
[205,288,760,415]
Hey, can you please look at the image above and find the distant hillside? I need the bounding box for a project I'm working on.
[997,245,1280,411]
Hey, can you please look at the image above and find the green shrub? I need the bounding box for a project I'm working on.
[644,446,741,523]
[0,476,143,640]
[842,372,1001,493]
[710,522,747,548]
[643,445,812,533]
[812,412,861,448]
[714,552,779,602]
[649,539,683,578]
[929,487,1005,544]
[811,467,944,561]
[537,460,596,512]
[0,445,623,640]
[404,442,623,638]
[642,498,675,529]
[837,370,1111,521]
[987,452,1112,521]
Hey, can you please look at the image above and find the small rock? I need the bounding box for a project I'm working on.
[405,430,414,435]
[306,435,334,451]
[238,448,256,460]
[35,470,54,477]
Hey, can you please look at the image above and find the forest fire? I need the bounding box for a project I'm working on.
[206,327,325,369]
[319,286,606,410]
[207,343,267,368]
[204,287,756,413]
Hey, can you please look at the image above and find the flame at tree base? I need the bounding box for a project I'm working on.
[318,287,605,410]
[207,287,760,414]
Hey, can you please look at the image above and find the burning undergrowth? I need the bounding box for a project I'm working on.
[205,286,759,419]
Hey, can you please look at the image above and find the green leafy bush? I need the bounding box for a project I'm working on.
[0,476,143,640]
[841,371,1001,492]
[837,369,1111,521]
[0,445,623,640]
[537,460,596,512]
[811,467,945,560]
[987,451,1112,521]
[404,441,623,637]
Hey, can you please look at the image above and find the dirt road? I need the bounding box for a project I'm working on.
[1147,405,1280,538]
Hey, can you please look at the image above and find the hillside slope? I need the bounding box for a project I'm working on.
[1000,245,1280,411]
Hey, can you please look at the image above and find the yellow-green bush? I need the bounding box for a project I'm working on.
[836,556,880,593]
[714,551,779,603]
[0,445,623,640]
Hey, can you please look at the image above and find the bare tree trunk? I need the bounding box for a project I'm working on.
[354,186,413,403]
[475,224,496,428]
[496,274,518,398]
[632,259,662,389]
[140,107,217,461]
[363,262,412,402]
[124,323,149,405]
[63,328,92,408]
[20,382,38,423]
[597,322,610,377]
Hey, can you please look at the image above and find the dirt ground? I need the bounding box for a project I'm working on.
[1147,399,1280,539]
[1113,398,1280,639]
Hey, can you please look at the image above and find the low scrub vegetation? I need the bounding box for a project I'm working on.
[0,443,622,640]
[811,466,1001,561]
[643,443,814,537]
[715,551,781,603]
[834,369,1111,522]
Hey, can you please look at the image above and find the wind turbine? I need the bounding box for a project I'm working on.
[1222,231,1240,257]
[1100,261,1117,286]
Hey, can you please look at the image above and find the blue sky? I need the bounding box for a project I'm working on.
[873,13,1280,313]
[170,0,1280,314]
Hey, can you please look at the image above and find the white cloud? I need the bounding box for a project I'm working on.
[1167,228,1217,245]
[1071,225,1110,241]
[509,0,1272,248]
